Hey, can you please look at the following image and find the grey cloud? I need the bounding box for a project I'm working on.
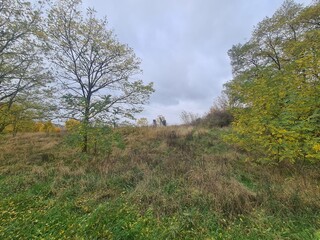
[83,0,311,124]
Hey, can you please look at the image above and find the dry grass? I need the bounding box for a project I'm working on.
[253,164,320,213]
[0,126,319,235]
[186,155,257,215]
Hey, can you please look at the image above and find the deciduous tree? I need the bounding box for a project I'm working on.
[225,0,320,163]
[0,0,52,132]
[47,0,154,152]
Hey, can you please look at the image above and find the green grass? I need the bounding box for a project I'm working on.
[0,128,319,239]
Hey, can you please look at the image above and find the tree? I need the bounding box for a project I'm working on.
[0,0,52,132]
[47,0,154,152]
[1,103,35,135]
[225,1,320,163]
[180,111,200,125]
[65,118,80,132]
[201,93,233,128]
[136,118,149,127]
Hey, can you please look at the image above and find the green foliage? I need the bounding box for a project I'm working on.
[64,123,125,155]
[0,0,54,134]
[225,1,320,163]
[47,0,154,151]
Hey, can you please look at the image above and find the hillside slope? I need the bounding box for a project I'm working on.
[0,127,319,239]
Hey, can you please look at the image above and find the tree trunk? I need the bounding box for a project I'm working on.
[82,107,90,153]
[82,131,88,153]
[0,104,12,134]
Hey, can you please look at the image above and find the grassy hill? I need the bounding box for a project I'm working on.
[0,126,319,239]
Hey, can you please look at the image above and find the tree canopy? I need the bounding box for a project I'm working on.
[0,0,154,145]
[46,0,154,151]
[225,0,320,163]
[0,0,52,132]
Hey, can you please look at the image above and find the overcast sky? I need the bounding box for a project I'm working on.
[82,0,311,125]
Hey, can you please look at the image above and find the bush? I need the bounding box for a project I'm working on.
[64,124,125,155]
[203,108,233,128]
[180,111,201,126]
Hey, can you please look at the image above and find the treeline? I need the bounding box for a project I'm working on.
[0,0,153,152]
[224,0,320,163]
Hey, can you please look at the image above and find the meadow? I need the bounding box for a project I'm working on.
[0,126,319,239]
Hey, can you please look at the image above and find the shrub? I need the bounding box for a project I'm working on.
[64,124,125,156]
[203,108,233,128]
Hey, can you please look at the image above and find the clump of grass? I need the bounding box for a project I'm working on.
[186,155,257,216]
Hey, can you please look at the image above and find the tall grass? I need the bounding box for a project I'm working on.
[0,128,319,239]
